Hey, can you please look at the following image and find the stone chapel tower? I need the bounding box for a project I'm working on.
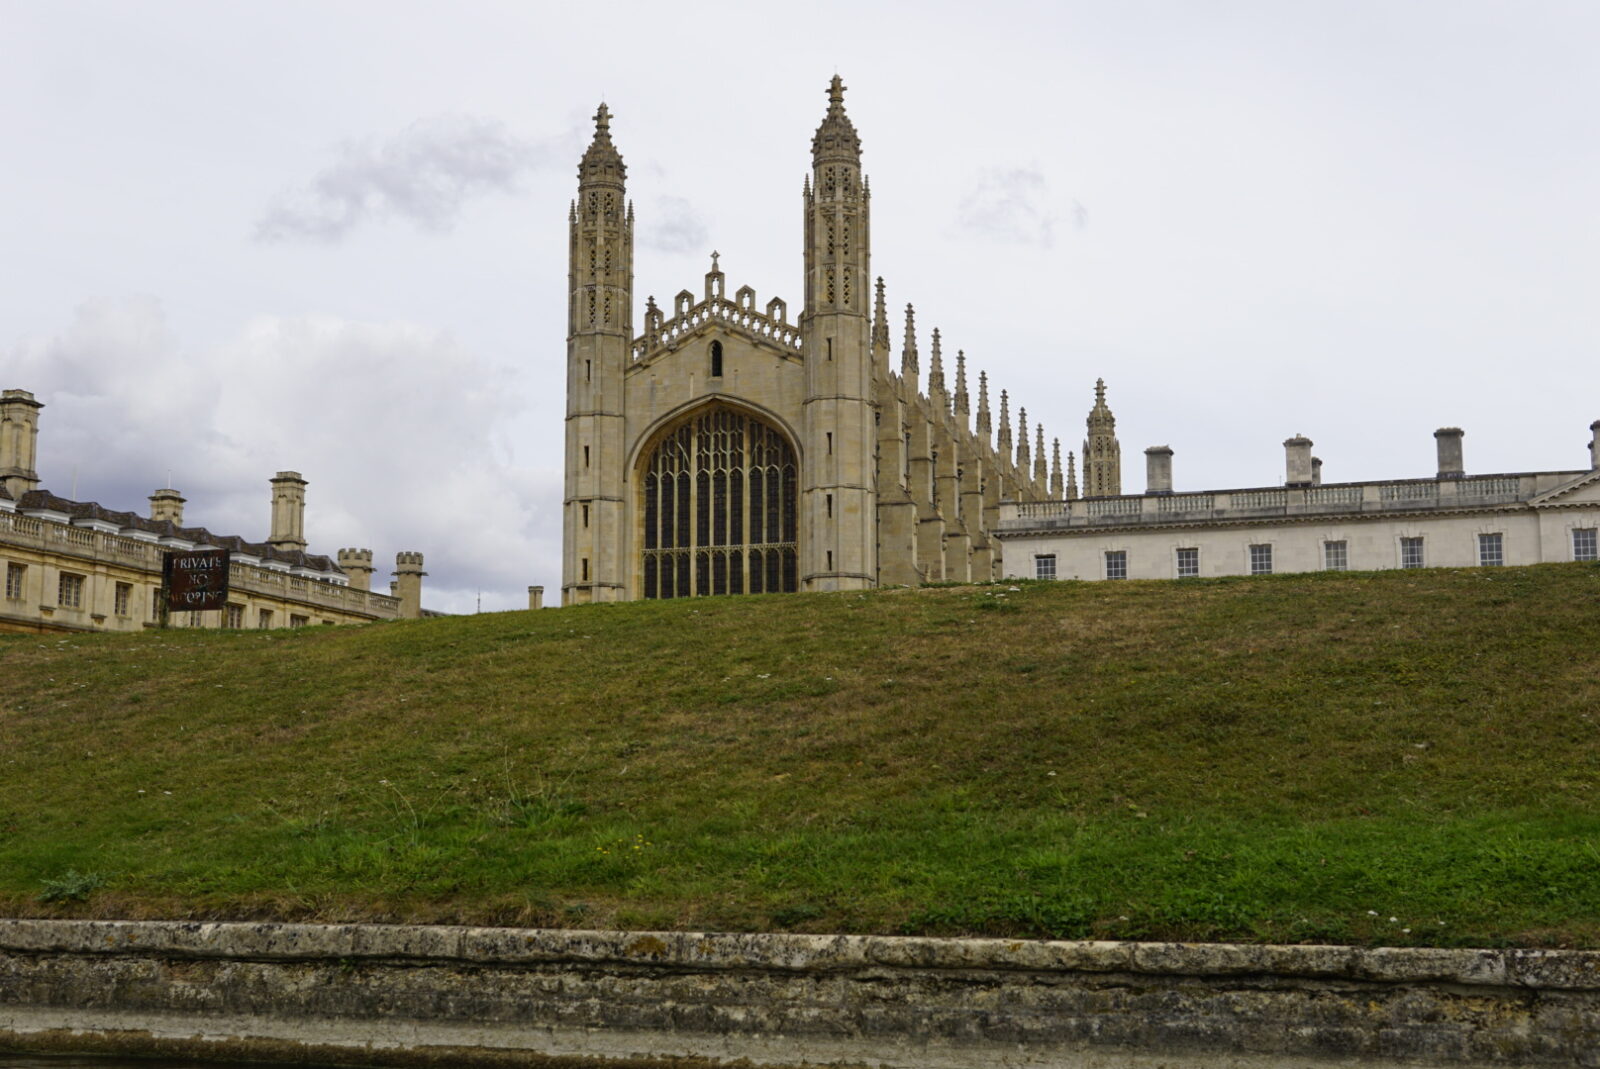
[1083,378,1122,497]
[799,76,877,590]
[563,104,634,603]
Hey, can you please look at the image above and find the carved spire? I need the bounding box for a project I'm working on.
[976,371,991,439]
[1034,425,1048,483]
[901,303,919,378]
[1083,378,1122,497]
[1066,450,1079,500]
[928,328,946,409]
[872,276,890,355]
[997,390,1012,453]
[811,74,861,165]
[953,350,970,423]
[1050,438,1064,498]
[1016,407,1031,471]
[578,103,625,188]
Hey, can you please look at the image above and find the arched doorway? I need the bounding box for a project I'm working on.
[639,406,798,598]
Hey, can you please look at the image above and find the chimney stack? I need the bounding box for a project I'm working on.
[1144,445,1173,494]
[268,472,308,551]
[394,552,425,619]
[1284,435,1314,487]
[148,487,185,526]
[1434,427,1465,479]
[528,585,544,610]
[337,548,375,592]
[1590,420,1599,470]
[0,389,44,500]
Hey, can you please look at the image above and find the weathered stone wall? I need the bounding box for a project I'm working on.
[2,920,1599,1068]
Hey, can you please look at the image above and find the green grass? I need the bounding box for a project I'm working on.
[3,563,1600,946]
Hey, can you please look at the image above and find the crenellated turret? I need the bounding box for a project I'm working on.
[563,103,634,604]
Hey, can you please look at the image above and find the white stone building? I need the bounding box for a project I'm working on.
[995,423,1600,582]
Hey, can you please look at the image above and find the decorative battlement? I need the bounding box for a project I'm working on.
[337,547,374,564]
[632,283,802,364]
[395,551,425,571]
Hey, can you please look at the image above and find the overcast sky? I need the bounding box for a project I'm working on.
[3,1,1596,612]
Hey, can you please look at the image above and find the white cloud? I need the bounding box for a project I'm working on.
[639,195,709,254]
[956,166,1058,248]
[255,115,552,242]
[7,298,555,615]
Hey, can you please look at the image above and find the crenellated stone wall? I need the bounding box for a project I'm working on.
[3,920,1599,1068]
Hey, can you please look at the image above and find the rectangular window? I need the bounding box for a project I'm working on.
[290,614,309,628]
[1175,547,1199,578]
[58,572,84,609]
[187,611,203,627]
[1400,536,1424,569]
[4,562,23,600]
[582,503,590,528]
[1323,540,1347,571]
[1248,544,1272,575]
[114,582,131,616]
[1104,550,1127,580]
[1574,528,1598,562]
[152,587,162,617]
[258,608,274,629]
[1034,554,1057,580]
[1478,532,1504,567]
[225,604,243,629]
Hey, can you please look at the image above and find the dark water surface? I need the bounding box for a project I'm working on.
[0,1059,309,1068]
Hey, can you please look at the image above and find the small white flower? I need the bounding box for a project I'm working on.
[1389,916,1398,923]
[1367,910,1378,916]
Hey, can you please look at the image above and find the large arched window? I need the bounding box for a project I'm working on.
[640,407,798,598]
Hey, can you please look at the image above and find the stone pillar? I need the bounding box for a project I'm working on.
[148,488,186,525]
[528,585,544,610]
[1311,457,1323,486]
[337,548,375,592]
[1284,436,1314,487]
[1144,446,1173,495]
[0,389,44,500]
[268,472,308,551]
[393,552,425,619]
[1434,427,1465,479]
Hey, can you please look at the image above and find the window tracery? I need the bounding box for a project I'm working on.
[641,407,798,599]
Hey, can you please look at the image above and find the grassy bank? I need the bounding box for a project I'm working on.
[3,564,1599,946]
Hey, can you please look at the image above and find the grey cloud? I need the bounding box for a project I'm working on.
[256,115,551,242]
[639,196,709,254]
[957,166,1058,248]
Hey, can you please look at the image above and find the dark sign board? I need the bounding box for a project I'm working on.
[164,548,231,612]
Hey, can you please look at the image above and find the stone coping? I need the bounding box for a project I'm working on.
[4,919,1598,990]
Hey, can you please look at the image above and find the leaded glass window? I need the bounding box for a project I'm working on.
[640,407,798,598]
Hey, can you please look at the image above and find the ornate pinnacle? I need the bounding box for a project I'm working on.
[997,390,1012,450]
[812,73,861,164]
[1066,450,1079,500]
[1051,438,1064,498]
[976,371,991,437]
[954,350,970,418]
[872,277,889,354]
[1034,425,1048,482]
[928,328,945,396]
[578,101,625,186]
[1017,407,1031,469]
[901,303,918,376]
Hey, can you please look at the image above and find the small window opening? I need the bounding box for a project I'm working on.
[582,504,590,528]
[826,432,833,455]
[585,359,591,383]
[582,558,590,581]
[826,337,833,362]
[826,493,833,518]
[827,550,833,571]
[710,340,724,378]
[584,445,590,467]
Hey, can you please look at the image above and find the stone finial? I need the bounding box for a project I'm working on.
[953,351,970,421]
[1283,435,1315,488]
[900,304,919,377]
[928,328,946,406]
[1033,425,1048,484]
[579,102,625,186]
[1050,438,1064,498]
[1016,407,1031,471]
[975,371,991,439]
[997,389,1012,452]
[1066,450,1079,500]
[812,74,861,164]
[1434,427,1465,480]
[1145,445,1174,495]
[871,277,890,356]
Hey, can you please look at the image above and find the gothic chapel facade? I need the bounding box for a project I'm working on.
[562,79,1070,604]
